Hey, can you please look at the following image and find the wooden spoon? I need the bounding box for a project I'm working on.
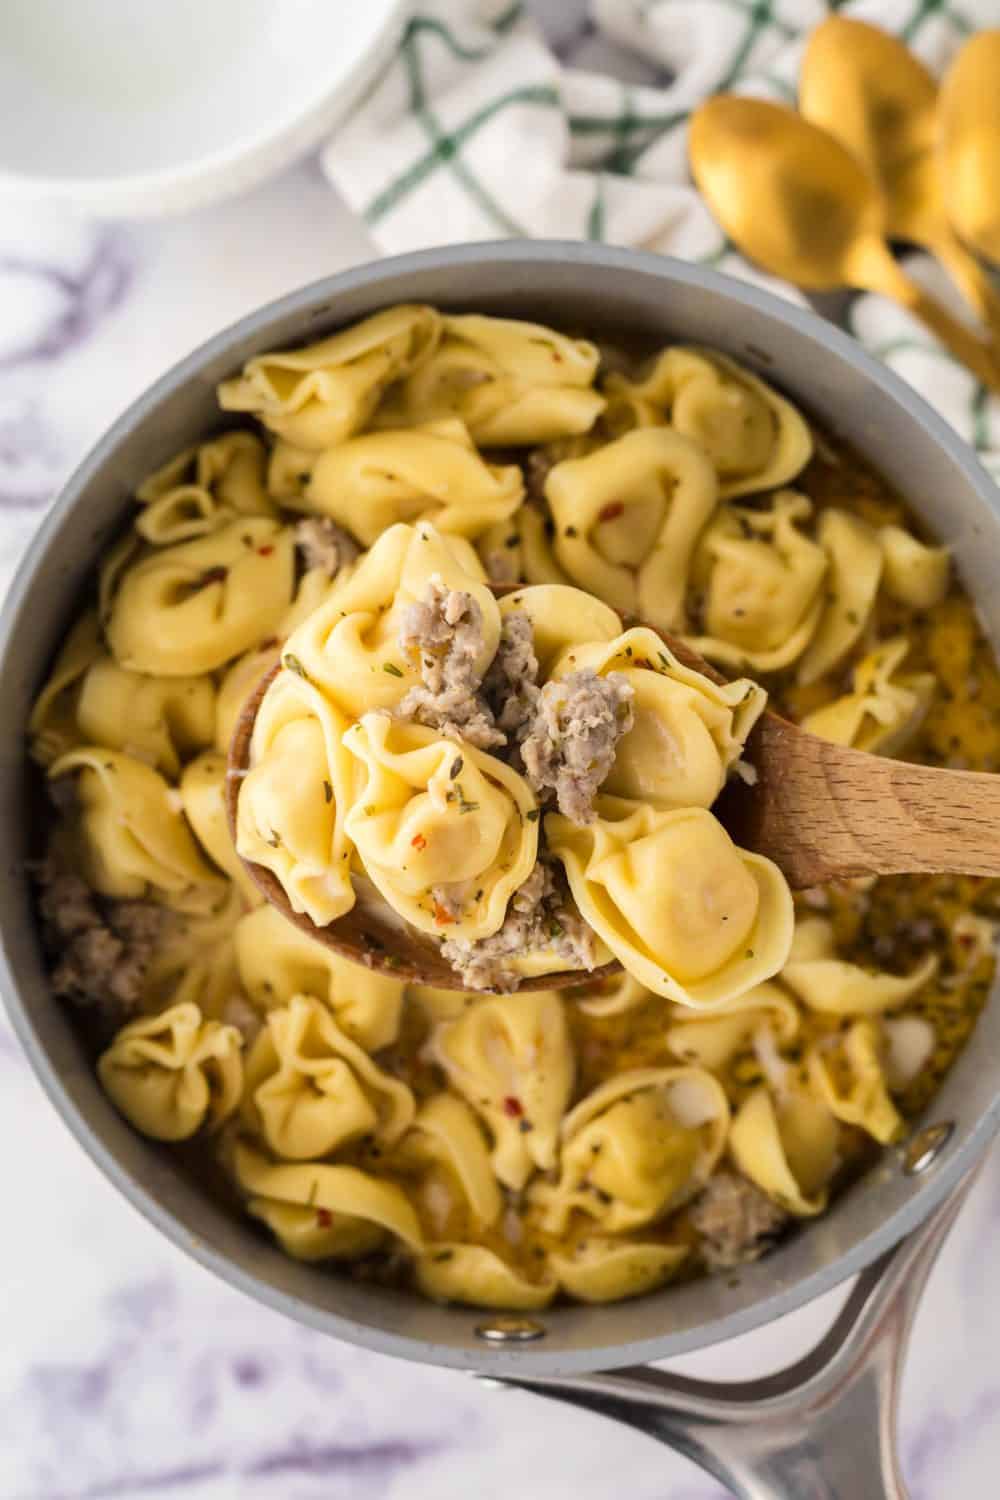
[688,95,1000,392]
[225,631,1000,991]
[799,17,1000,339]
[938,30,1000,267]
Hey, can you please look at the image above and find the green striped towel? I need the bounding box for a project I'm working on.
[320,0,1000,479]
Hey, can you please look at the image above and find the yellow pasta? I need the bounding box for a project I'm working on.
[382,313,604,445]
[98,1002,242,1140]
[50,748,223,904]
[781,916,938,1015]
[801,638,935,755]
[242,995,414,1160]
[552,627,765,809]
[234,1142,424,1256]
[302,419,523,545]
[605,346,812,497]
[393,1093,503,1237]
[534,1067,729,1234]
[28,611,103,766]
[550,1239,689,1304]
[729,1086,841,1216]
[416,1245,557,1309]
[236,669,357,928]
[343,714,538,940]
[805,1018,903,1145]
[179,750,261,905]
[234,904,405,1051]
[76,656,216,779]
[545,427,719,629]
[136,431,277,544]
[105,518,296,676]
[217,305,442,449]
[798,509,882,685]
[431,991,574,1191]
[879,525,950,609]
[685,491,827,672]
[548,799,793,1005]
[279,521,498,718]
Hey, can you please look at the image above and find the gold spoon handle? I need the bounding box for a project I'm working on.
[927,225,1000,344]
[848,238,1000,392]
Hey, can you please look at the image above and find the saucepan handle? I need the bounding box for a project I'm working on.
[488,1170,978,1500]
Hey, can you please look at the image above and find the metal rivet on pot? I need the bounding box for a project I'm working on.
[902,1122,954,1175]
[475,1315,546,1343]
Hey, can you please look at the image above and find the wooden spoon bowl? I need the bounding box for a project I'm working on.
[226,625,1000,992]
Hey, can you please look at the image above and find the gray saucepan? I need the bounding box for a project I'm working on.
[2,244,998,1499]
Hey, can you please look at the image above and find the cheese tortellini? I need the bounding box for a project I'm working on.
[548,799,793,1005]
[135,431,277,544]
[533,1068,729,1234]
[33,303,981,1316]
[276,521,498,716]
[343,713,538,940]
[801,638,935,756]
[685,491,827,672]
[303,419,523,544]
[105,518,296,676]
[242,995,414,1160]
[545,427,719,630]
[234,904,405,1050]
[604,346,812,498]
[381,314,605,445]
[98,1002,242,1140]
[218,305,442,448]
[235,667,357,927]
[50,748,223,905]
[431,991,574,1190]
[552,627,765,809]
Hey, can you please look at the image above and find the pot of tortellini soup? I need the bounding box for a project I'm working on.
[4,244,1000,1499]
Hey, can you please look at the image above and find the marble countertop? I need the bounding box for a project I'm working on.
[3,45,1000,1500]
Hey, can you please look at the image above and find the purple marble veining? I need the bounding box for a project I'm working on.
[0,391,68,509]
[37,1439,442,1500]
[0,230,135,373]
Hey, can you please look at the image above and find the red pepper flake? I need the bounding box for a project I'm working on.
[257,544,275,557]
[502,1095,523,1118]
[433,900,454,926]
[598,501,625,523]
[411,833,427,851]
[316,1208,333,1228]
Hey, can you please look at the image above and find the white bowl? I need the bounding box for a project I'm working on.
[0,0,407,216]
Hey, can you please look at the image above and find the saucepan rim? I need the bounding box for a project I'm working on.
[2,241,999,1377]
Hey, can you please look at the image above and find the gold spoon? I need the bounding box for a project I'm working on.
[799,16,1000,339]
[688,95,1000,393]
[226,620,1000,992]
[939,29,1000,266]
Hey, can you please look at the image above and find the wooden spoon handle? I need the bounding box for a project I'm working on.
[729,716,1000,888]
[848,239,1000,392]
[928,224,1000,344]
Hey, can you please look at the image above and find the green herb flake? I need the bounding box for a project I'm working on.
[282,653,308,679]
[322,780,333,804]
[450,756,464,779]
[266,829,282,848]
[383,661,404,678]
[525,808,541,822]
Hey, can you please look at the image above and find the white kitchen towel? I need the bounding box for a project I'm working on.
[320,0,1000,480]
